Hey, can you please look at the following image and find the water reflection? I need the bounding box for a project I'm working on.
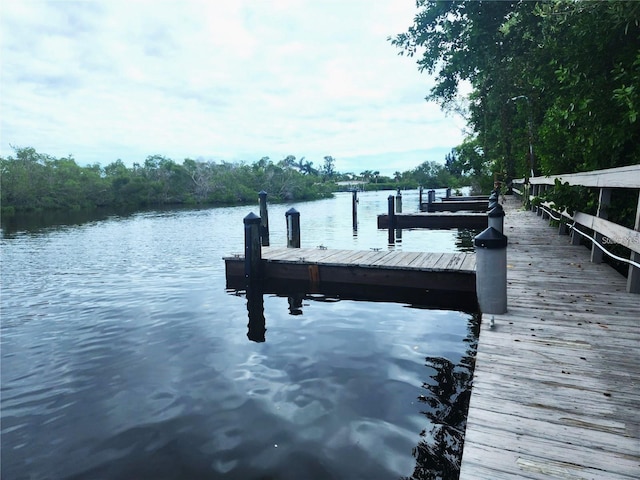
[234,282,478,344]
[402,313,480,480]
[246,286,266,342]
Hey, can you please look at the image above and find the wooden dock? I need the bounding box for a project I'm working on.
[421,200,488,212]
[459,195,640,479]
[224,246,476,295]
[377,212,487,229]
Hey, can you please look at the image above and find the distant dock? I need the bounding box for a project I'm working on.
[377,212,487,229]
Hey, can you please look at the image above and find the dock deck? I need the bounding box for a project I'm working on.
[459,196,640,479]
[224,246,476,294]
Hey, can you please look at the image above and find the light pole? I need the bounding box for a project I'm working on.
[509,95,535,179]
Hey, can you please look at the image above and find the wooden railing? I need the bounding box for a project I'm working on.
[512,165,640,294]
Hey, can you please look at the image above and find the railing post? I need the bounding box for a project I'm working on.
[627,191,640,293]
[243,212,262,284]
[258,190,270,247]
[474,227,508,314]
[285,208,300,248]
[591,188,611,264]
[571,223,582,245]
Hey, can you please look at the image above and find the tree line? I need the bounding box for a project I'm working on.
[0,148,474,215]
[0,148,337,214]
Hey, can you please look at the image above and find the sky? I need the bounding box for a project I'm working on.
[0,0,468,176]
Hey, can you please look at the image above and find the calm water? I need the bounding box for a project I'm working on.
[1,190,479,480]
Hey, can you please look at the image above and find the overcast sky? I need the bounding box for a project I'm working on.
[0,0,467,176]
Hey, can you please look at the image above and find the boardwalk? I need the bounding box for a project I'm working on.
[460,196,640,479]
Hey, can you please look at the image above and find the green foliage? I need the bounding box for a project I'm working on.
[391,0,640,179]
[0,148,332,214]
[538,180,597,216]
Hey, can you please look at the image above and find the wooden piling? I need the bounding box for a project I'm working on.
[285,208,301,248]
[387,195,395,244]
[243,212,262,283]
[352,190,358,231]
[395,189,402,213]
[258,190,270,247]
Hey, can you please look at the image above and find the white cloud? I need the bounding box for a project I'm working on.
[0,0,467,175]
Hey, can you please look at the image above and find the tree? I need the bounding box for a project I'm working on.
[321,155,335,181]
[391,1,640,181]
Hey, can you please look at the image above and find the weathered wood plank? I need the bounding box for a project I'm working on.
[460,195,640,480]
[520,164,640,188]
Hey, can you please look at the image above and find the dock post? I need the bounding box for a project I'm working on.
[285,208,301,248]
[488,204,505,233]
[627,191,640,293]
[352,190,358,231]
[427,190,435,212]
[591,188,611,264]
[395,189,402,213]
[258,190,270,246]
[446,187,451,199]
[388,195,396,244]
[474,227,508,314]
[243,212,262,284]
[419,186,423,207]
[488,192,498,210]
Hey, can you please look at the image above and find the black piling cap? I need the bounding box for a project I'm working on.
[488,204,505,218]
[474,227,507,249]
[285,207,299,217]
[258,190,268,198]
[244,212,261,224]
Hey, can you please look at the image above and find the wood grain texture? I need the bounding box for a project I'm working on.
[459,195,640,480]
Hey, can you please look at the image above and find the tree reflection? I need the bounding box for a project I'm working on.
[402,312,480,480]
[454,229,478,253]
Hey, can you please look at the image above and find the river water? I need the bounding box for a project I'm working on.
[1,189,479,480]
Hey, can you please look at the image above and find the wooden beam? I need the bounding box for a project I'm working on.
[515,164,640,188]
[377,212,487,229]
[573,211,640,255]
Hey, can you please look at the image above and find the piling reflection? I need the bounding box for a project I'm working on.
[402,312,480,480]
[246,286,266,342]
[287,294,304,315]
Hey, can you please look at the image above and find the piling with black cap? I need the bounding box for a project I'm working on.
[387,195,396,244]
[474,227,508,314]
[488,204,505,233]
[488,192,499,210]
[258,190,270,246]
[426,189,435,212]
[352,190,358,231]
[395,188,402,213]
[446,187,451,199]
[244,212,262,284]
[285,208,300,248]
